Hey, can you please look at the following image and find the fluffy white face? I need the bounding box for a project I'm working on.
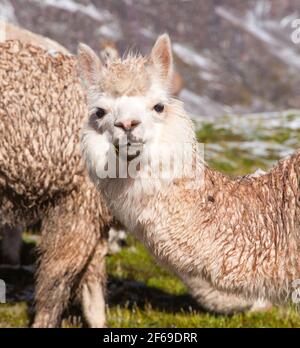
[79,35,196,185]
[86,82,168,162]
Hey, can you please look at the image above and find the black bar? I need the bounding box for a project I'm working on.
[0,328,299,346]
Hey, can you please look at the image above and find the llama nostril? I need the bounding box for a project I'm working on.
[114,119,141,131]
[130,119,141,128]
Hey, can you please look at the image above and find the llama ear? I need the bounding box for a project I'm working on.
[77,43,102,88]
[150,34,173,84]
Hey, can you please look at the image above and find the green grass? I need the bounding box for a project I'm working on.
[0,303,29,328]
[0,111,299,328]
[107,235,186,296]
[1,237,299,328]
[108,305,300,328]
[196,112,299,176]
[106,237,300,328]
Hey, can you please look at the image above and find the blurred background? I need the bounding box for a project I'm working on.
[0,0,299,327]
[1,0,299,173]
[2,0,300,115]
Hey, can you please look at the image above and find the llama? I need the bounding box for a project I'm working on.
[0,21,69,266]
[0,22,266,322]
[94,37,271,313]
[77,35,290,306]
[0,40,112,328]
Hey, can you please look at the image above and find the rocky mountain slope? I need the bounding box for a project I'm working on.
[1,0,300,116]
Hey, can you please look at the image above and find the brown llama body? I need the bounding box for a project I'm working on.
[79,34,300,306]
[126,150,300,301]
[0,40,111,327]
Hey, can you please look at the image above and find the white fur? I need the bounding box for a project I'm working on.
[82,282,106,328]
[79,35,285,308]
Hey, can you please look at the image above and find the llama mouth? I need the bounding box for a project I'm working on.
[114,142,143,161]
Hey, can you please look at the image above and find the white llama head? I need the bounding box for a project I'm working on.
[78,35,199,185]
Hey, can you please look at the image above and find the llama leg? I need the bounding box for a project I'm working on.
[33,193,106,328]
[182,275,271,314]
[0,224,23,265]
[249,298,273,312]
[79,237,108,328]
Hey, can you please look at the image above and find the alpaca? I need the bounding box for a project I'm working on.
[77,35,289,307]
[95,39,270,313]
[0,22,264,321]
[0,21,69,267]
[0,40,111,328]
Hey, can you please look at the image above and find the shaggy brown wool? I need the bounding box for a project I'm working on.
[0,40,111,327]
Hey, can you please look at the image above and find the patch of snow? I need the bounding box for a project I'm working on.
[253,0,271,18]
[216,6,300,70]
[173,43,215,70]
[140,27,156,39]
[216,6,276,46]
[97,21,122,40]
[227,110,300,130]
[250,168,267,177]
[180,88,203,105]
[280,12,299,28]
[198,71,217,81]
[196,108,299,159]
[234,141,294,158]
[180,88,232,117]
[32,0,112,22]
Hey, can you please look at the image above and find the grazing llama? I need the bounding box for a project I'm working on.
[0,40,111,328]
[78,34,294,305]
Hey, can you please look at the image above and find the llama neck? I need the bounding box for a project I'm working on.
[175,152,299,301]
[102,148,300,302]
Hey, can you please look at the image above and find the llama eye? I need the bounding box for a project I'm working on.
[153,103,164,113]
[94,108,106,119]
